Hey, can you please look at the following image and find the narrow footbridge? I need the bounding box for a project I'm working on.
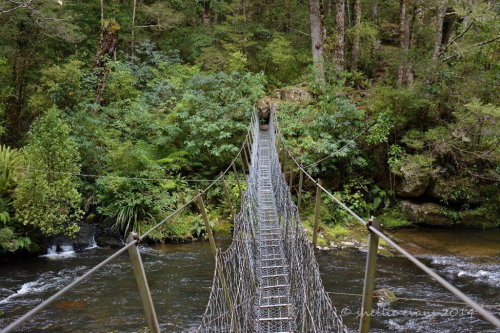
[1,110,499,333]
[199,119,344,332]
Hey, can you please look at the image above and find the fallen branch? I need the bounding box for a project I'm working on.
[443,35,500,62]
[439,22,474,57]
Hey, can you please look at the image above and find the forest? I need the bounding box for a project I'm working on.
[0,0,498,254]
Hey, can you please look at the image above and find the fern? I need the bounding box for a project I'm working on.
[0,145,23,192]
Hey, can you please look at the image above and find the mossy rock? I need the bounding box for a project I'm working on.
[374,288,397,303]
[428,176,480,204]
[378,247,394,257]
[459,206,499,228]
[272,86,313,103]
[400,201,451,226]
[395,154,435,198]
[256,96,281,120]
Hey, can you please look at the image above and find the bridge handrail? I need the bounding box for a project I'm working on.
[273,115,500,328]
[0,112,257,333]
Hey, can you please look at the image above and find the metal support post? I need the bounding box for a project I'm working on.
[297,170,304,212]
[359,217,380,333]
[246,136,252,162]
[126,233,160,333]
[198,193,237,332]
[240,153,247,175]
[312,179,322,248]
[197,192,217,256]
[221,173,235,223]
[232,162,243,199]
[243,145,251,170]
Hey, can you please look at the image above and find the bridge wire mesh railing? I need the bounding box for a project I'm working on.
[197,111,347,332]
[269,116,347,333]
[196,114,260,332]
[0,111,258,333]
[272,111,500,329]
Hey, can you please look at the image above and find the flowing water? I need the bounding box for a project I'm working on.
[0,229,498,332]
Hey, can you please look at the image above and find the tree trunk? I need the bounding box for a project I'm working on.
[411,2,424,48]
[372,0,379,24]
[335,0,346,71]
[309,0,326,82]
[351,0,361,70]
[100,0,104,27]
[346,0,351,28]
[400,0,410,52]
[131,0,137,57]
[202,1,211,25]
[398,0,413,86]
[94,21,119,107]
[433,0,446,60]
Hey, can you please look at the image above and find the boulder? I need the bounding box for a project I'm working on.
[400,201,450,226]
[72,221,97,251]
[427,176,480,204]
[256,96,280,121]
[459,207,499,228]
[396,175,429,197]
[95,227,124,248]
[272,86,313,103]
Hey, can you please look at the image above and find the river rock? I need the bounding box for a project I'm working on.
[72,221,97,251]
[458,207,499,228]
[95,227,124,248]
[400,201,450,226]
[272,86,313,103]
[374,288,397,304]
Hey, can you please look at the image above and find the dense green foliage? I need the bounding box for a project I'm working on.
[0,0,498,252]
[14,108,82,236]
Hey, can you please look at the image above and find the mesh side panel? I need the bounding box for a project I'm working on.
[198,113,347,333]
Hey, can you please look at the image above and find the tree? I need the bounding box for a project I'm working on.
[309,0,325,82]
[433,0,447,60]
[94,20,120,107]
[335,0,346,71]
[398,0,413,85]
[351,0,362,70]
[0,0,83,144]
[372,0,379,24]
[199,0,211,24]
[131,0,137,56]
[14,107,82,236]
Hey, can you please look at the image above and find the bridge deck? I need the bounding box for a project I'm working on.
[255,128,295,333]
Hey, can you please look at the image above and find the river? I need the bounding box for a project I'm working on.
[0,229,498,332]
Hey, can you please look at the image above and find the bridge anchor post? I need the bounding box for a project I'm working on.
[359,216,381,333]
[126,232,160,333]
[297,169,303,212]
[231,162,243,200]
[312,179,322,248]
[244,136,252,167]
[197,192,217,256]
[221,173,235,223]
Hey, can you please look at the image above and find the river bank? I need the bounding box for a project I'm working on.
[0,227,498,332]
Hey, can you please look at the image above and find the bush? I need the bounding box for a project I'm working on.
[14,108,82,236]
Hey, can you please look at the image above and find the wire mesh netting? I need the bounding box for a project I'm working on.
[197,112,347,333]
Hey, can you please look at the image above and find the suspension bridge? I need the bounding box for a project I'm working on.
[1,109,499,333]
